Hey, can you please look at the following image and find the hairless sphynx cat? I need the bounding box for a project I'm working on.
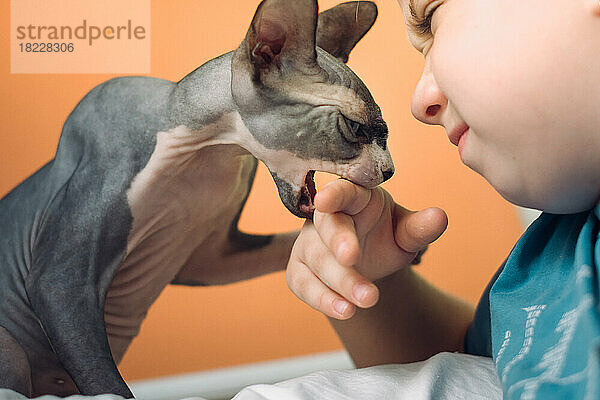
[0,0,396,397]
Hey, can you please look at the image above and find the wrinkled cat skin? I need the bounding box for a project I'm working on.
[0,0,392,397]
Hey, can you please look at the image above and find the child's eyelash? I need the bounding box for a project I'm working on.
[411,5,441,36]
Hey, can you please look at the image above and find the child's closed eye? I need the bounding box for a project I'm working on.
[409,0,443,36]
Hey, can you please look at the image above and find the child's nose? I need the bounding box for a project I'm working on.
[411,69,447,126]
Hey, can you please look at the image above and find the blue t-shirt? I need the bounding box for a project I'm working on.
[465,203,600,399]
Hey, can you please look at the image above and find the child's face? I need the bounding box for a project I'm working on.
[398,0,600,213]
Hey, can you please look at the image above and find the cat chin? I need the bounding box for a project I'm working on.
[272,169,319,220]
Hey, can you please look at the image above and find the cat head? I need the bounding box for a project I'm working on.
[232,0,393,219]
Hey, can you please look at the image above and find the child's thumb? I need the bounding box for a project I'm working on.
[394,206,448,254]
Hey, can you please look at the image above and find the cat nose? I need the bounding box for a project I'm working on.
[382,168,394,182]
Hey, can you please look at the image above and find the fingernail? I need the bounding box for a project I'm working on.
[353,284,371,303]
[334,299,349,315]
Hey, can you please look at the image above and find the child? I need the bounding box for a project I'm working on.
[284,0,600,398]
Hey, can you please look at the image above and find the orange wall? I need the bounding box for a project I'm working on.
[0,0,522,381]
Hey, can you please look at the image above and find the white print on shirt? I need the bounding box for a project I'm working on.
[504,264,596,399]
[496,330,512,365]
[500,304,547,385]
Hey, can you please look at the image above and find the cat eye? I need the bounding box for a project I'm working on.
[348,120,361,135]
[344,119,369,144]
[339,114,369,145]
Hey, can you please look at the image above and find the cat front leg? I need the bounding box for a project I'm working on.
[26,174,134,397]
[172,230,299,287]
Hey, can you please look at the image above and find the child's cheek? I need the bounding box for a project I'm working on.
[431,0,599,212]
[430,2,547,151]
[427,2,548,205]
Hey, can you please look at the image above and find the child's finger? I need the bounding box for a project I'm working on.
[314,179,372,215]
[394,206,448,254]
[300,238,378,308]
[313,210,360,267]
[286,257,357,320]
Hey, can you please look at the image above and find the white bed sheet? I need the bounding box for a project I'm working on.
[232,352,501,400]
[0,352,501,400]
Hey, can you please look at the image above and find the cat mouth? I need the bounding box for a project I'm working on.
[269,168,340,220]
[298,170,317,218]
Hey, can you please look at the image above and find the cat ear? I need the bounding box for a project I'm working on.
[316,1,378,63]
[245,0,319,72]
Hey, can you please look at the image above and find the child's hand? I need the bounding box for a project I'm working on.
[286,179,448,319]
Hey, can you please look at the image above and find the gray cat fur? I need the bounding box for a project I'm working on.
[0,0,392,398]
